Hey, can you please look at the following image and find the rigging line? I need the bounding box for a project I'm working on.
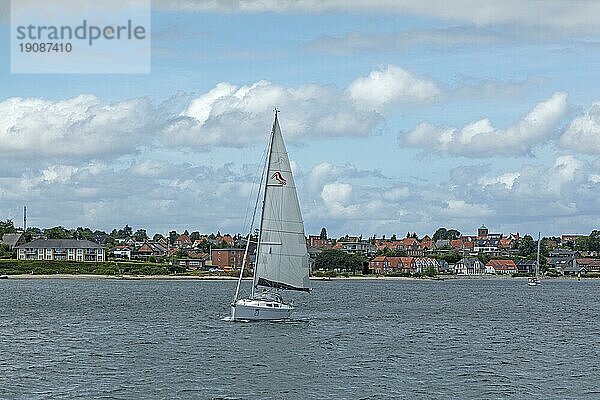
[233,127,272,304]
[241,135,270,235]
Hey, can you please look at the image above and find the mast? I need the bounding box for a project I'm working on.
[232,173,265,303]
[251,109,279,298]
[536,232,541,278]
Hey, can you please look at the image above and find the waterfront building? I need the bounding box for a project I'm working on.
[112,245,132,259]
[515,259,536,274]
[211,248,247,271]
[548,250,578,275]
[485,259,518,274]
[455,257,486,275]
[176,257,206,270]
[16,239,105,262]
[576,258,600,273]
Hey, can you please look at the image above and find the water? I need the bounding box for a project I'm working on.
[1,278,599,399]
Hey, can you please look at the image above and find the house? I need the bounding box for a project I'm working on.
[561,234,584,246]
[1,233,27,249]
[420,241,434,253]
[307,235,330,248]
[548,250,578,274]
[437,259,451,274]
[368,256,403,274]
[176,257,206,270]
[339,239,376,256]
[398,238,424,256]
[576,258,600,273]
[216,234,235,247]
[15,239,105,262]
[369,256,387,274]
[399,257,415,274]
[211,248,247,271]
[562,264,588,276]
[455,258,486,275]
[174,234,192,248]
[412,257,438,274]
[112,245,132,260]
[485,259,518,274]
[474,238,501,255]
[131,241,168,261]
[515,259,536,274]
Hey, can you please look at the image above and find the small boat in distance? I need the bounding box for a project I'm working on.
[230,110,311,321]
[528,232,542,287]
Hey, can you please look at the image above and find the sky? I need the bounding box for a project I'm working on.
[1,0,600,238]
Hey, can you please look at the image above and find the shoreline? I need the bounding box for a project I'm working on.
[0,274,591,281]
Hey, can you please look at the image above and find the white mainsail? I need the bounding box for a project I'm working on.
[253,113,310,292]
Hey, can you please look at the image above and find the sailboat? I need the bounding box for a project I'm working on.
[528,232,541,287]
[230,110,311,321]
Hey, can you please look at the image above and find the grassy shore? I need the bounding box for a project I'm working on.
[0,259,247,278]
[1,259,598,279]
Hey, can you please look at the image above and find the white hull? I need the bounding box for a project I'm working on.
[528,278,540,286]
[231,297,293,321]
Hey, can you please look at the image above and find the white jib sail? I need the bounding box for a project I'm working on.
[254,114,310,292]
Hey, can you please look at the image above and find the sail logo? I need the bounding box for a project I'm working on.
[271,171,287,185]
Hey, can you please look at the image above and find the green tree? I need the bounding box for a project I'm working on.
[73,227,94,241]
[44,226,72,239]
[319,227,327,239]
[24,227,42,241]
[0,219,16,238]
[518,235,536,257]
[446,229,461,240]
[315,249,362,273]
[169,231,178,245]
[433,227,461,241]
[476,253,491,265]
[432,228,448,242]
[589,230,600,252]
[190,231,200,242]
[425,264,437,277]
[133,229,148,241]
[0,243,15,259]
[433,251,462,264]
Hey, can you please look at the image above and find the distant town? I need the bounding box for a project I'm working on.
[1,217,599,277]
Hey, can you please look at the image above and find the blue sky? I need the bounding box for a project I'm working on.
[1,0,600,238]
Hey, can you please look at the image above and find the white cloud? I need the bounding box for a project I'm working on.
[320,182,359,218]
[402,92,568,157]
[440,200,492,218]
[559,102,600,154]
[0,95,155,160]
[479,172,520,189]
[348,65,440,110]
[305,162,385,192]
[155,0,600,32]
[165,79,383,147]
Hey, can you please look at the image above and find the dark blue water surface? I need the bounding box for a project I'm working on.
[1,278,599,399]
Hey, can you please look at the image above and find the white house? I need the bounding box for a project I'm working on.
[16,239,105,262]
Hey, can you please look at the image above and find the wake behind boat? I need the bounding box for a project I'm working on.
[230,110,311,321]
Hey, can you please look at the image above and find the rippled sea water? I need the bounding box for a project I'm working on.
[1,278,599,399]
